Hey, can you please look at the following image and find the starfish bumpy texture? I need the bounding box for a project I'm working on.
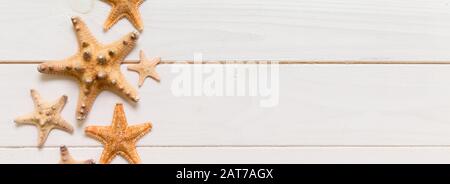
[38,17,140,121]
[127,50,160,87]
[101,0,146,32]
[85,104,152,164]
[14,90,73,148]
[59,145,95,164]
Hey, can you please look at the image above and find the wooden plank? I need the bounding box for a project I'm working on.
[3,146,450,164]
[1,0,450,61]
[2,64,450,146]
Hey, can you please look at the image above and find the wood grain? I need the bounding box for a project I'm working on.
[3,65,450,147]
[3,147,450,164]
[1,0,450,61]
[5,60,450,64]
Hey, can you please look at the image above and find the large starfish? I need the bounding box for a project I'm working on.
[127,50,161,87]
[85,104,152,164]
[59,145,95,164]
[14,89,73,148]
[101,0,146,32]
[38,17,140,121]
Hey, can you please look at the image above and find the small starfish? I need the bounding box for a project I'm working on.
[85,103,152,164]
[14,89,73,148]
[38,17,140,121]
[59,145,95,164]
[127,50,161,87]
[101,0,146,32]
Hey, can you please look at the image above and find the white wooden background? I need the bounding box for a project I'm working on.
[2,0,450,163]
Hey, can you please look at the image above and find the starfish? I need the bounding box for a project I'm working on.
[14,89,73,148]
[127,50,161,87]
[59,145,95,164]
[101,0,146,32]
[38,17,140,121]
[85,103,152,164]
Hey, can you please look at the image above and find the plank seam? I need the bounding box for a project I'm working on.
[2,61,450,64]
[4,145,450,148]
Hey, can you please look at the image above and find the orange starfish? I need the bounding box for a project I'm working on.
[127,50,161,87]
[38,17,140,121]
[14,90,73,148]
[101,0,146,32]
[85,104,152,164]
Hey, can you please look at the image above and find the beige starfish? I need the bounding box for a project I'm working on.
[59,145,95,164]
[85,104,152,164]
[14,89,73,148]
[127,50,161,87]
[38,17,140,121]
[101,0,146,32]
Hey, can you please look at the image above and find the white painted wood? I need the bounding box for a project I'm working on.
[3,0,450,164]
[1,0,450,61]
[3,147,450,164]
[3,65,450,147]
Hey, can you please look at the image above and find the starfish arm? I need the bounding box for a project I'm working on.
[139,49,147,61]
[59,145,70,157]
[85,125,112,144]
[59,145,75,164]
[149,69,161,82]
[111,104,128,131]
[103,7,124,31]
[126,123,152,141]
[109,73,140,102]
[37,126,52,148]
[51,95,68,113]
[107,32,139,64]
[99,146,117,164]
[136,0,145,6]
[59,157,76,164]
[127,64,146,87]
[102,0,119,5]
[137,74,147,87]
[71,17,98,48]
[59,146,95,164]
[60,157,95,164]
[29,89,42,108]
[37,57,79,76]
[76,85,100,120]
[53,116,74,133]
[126,63,141,73]
[126,6,144,32]
[120,144,141,164]
[148,57,161,82]
[14,113,37,125]
[81,159,96,164]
